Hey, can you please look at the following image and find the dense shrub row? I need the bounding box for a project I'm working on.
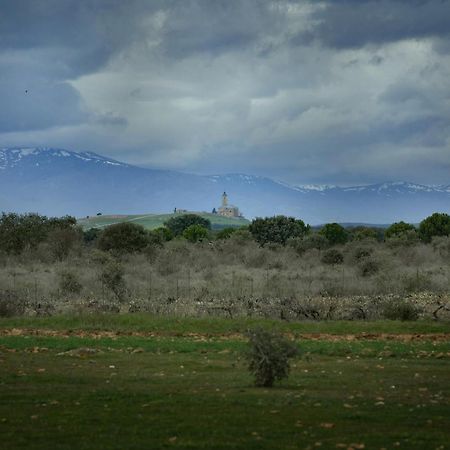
[1,212,449,258]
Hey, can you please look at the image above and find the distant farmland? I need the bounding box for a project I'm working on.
[77,212,250,230]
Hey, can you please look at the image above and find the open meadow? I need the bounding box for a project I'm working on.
[1,315,450,450]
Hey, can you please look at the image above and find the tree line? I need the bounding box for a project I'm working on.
[0,211,449,257]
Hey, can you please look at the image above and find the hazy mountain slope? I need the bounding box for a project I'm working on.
[1,147,449,224]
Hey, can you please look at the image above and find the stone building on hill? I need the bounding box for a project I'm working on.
[216,192,242,218]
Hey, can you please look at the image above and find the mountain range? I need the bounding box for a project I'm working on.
[1,147,449,224]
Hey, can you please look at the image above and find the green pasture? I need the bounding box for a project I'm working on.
[77,212,249,231]
[0,316,449,449]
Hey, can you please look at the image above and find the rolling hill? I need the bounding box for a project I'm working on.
[77,212,249,231]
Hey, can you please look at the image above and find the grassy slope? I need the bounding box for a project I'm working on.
[77,212,250,231]
[0,316,449,449]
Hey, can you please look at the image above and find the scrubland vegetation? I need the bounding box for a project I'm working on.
[1,211,449,321]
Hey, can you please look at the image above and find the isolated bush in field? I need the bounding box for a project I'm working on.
[385,221,416,239]
[164,214,211,236]
[419,212,450,243]
[321,249,344,265]
[319,223,348,245]
[58,270,83,295]
[245,328,298,387]
[382,300,419,321]
[216,227,237,240]
[0,290,26,317]
[249,216,310,246]
[98,222,148,253]
[99,260,127,301]
[358,259,380,277]
[183,224,209,243]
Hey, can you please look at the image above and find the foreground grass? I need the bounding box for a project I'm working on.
[0,318,449,449]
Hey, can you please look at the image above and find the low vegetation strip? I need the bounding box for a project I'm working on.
[1,327,450,342]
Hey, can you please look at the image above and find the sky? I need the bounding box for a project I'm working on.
[0,0,449,186]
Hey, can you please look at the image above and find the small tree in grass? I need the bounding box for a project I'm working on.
[419,212,450,243]
[183,224,209,243]
[319,223,348,245]
[164,214,211,236]
[245,328,298,387]
[249,216,310,246]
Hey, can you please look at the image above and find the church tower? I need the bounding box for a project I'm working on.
[217,191,242,218]
[222,191,228,208]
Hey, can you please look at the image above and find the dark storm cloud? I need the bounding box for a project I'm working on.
[0,0,162,77]
[0,0,449,185]
[156,0,281,58]
[297,0,450,48]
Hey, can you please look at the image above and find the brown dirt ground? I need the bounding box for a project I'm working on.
[0,328,449,342]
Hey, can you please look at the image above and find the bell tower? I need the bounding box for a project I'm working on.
[222,191,228,208]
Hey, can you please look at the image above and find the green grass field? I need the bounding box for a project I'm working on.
[77,212,250,231]
[1,315,449,450]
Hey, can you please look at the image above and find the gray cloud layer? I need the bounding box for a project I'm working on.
[1,0,449,185]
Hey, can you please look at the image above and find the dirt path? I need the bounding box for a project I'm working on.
[1,328,449,342]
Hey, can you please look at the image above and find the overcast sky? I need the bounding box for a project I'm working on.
[1,0,449,185]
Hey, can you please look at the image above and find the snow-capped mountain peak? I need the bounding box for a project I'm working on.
[0,147,128,170]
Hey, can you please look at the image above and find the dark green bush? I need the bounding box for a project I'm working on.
[0,213,77,254]
[249,216,310,246]
[382,301,419,321]
[98,222,148,254]
[419,212,450,243]
[385,221,416,239]
[245,328,298,387]
[182,224,209,243]
[152,227,173,242]
[164,214,211,236]
[321,249,344,265]
[319,223,348,245]
[216,227,238,240]
[83,227,101,244]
